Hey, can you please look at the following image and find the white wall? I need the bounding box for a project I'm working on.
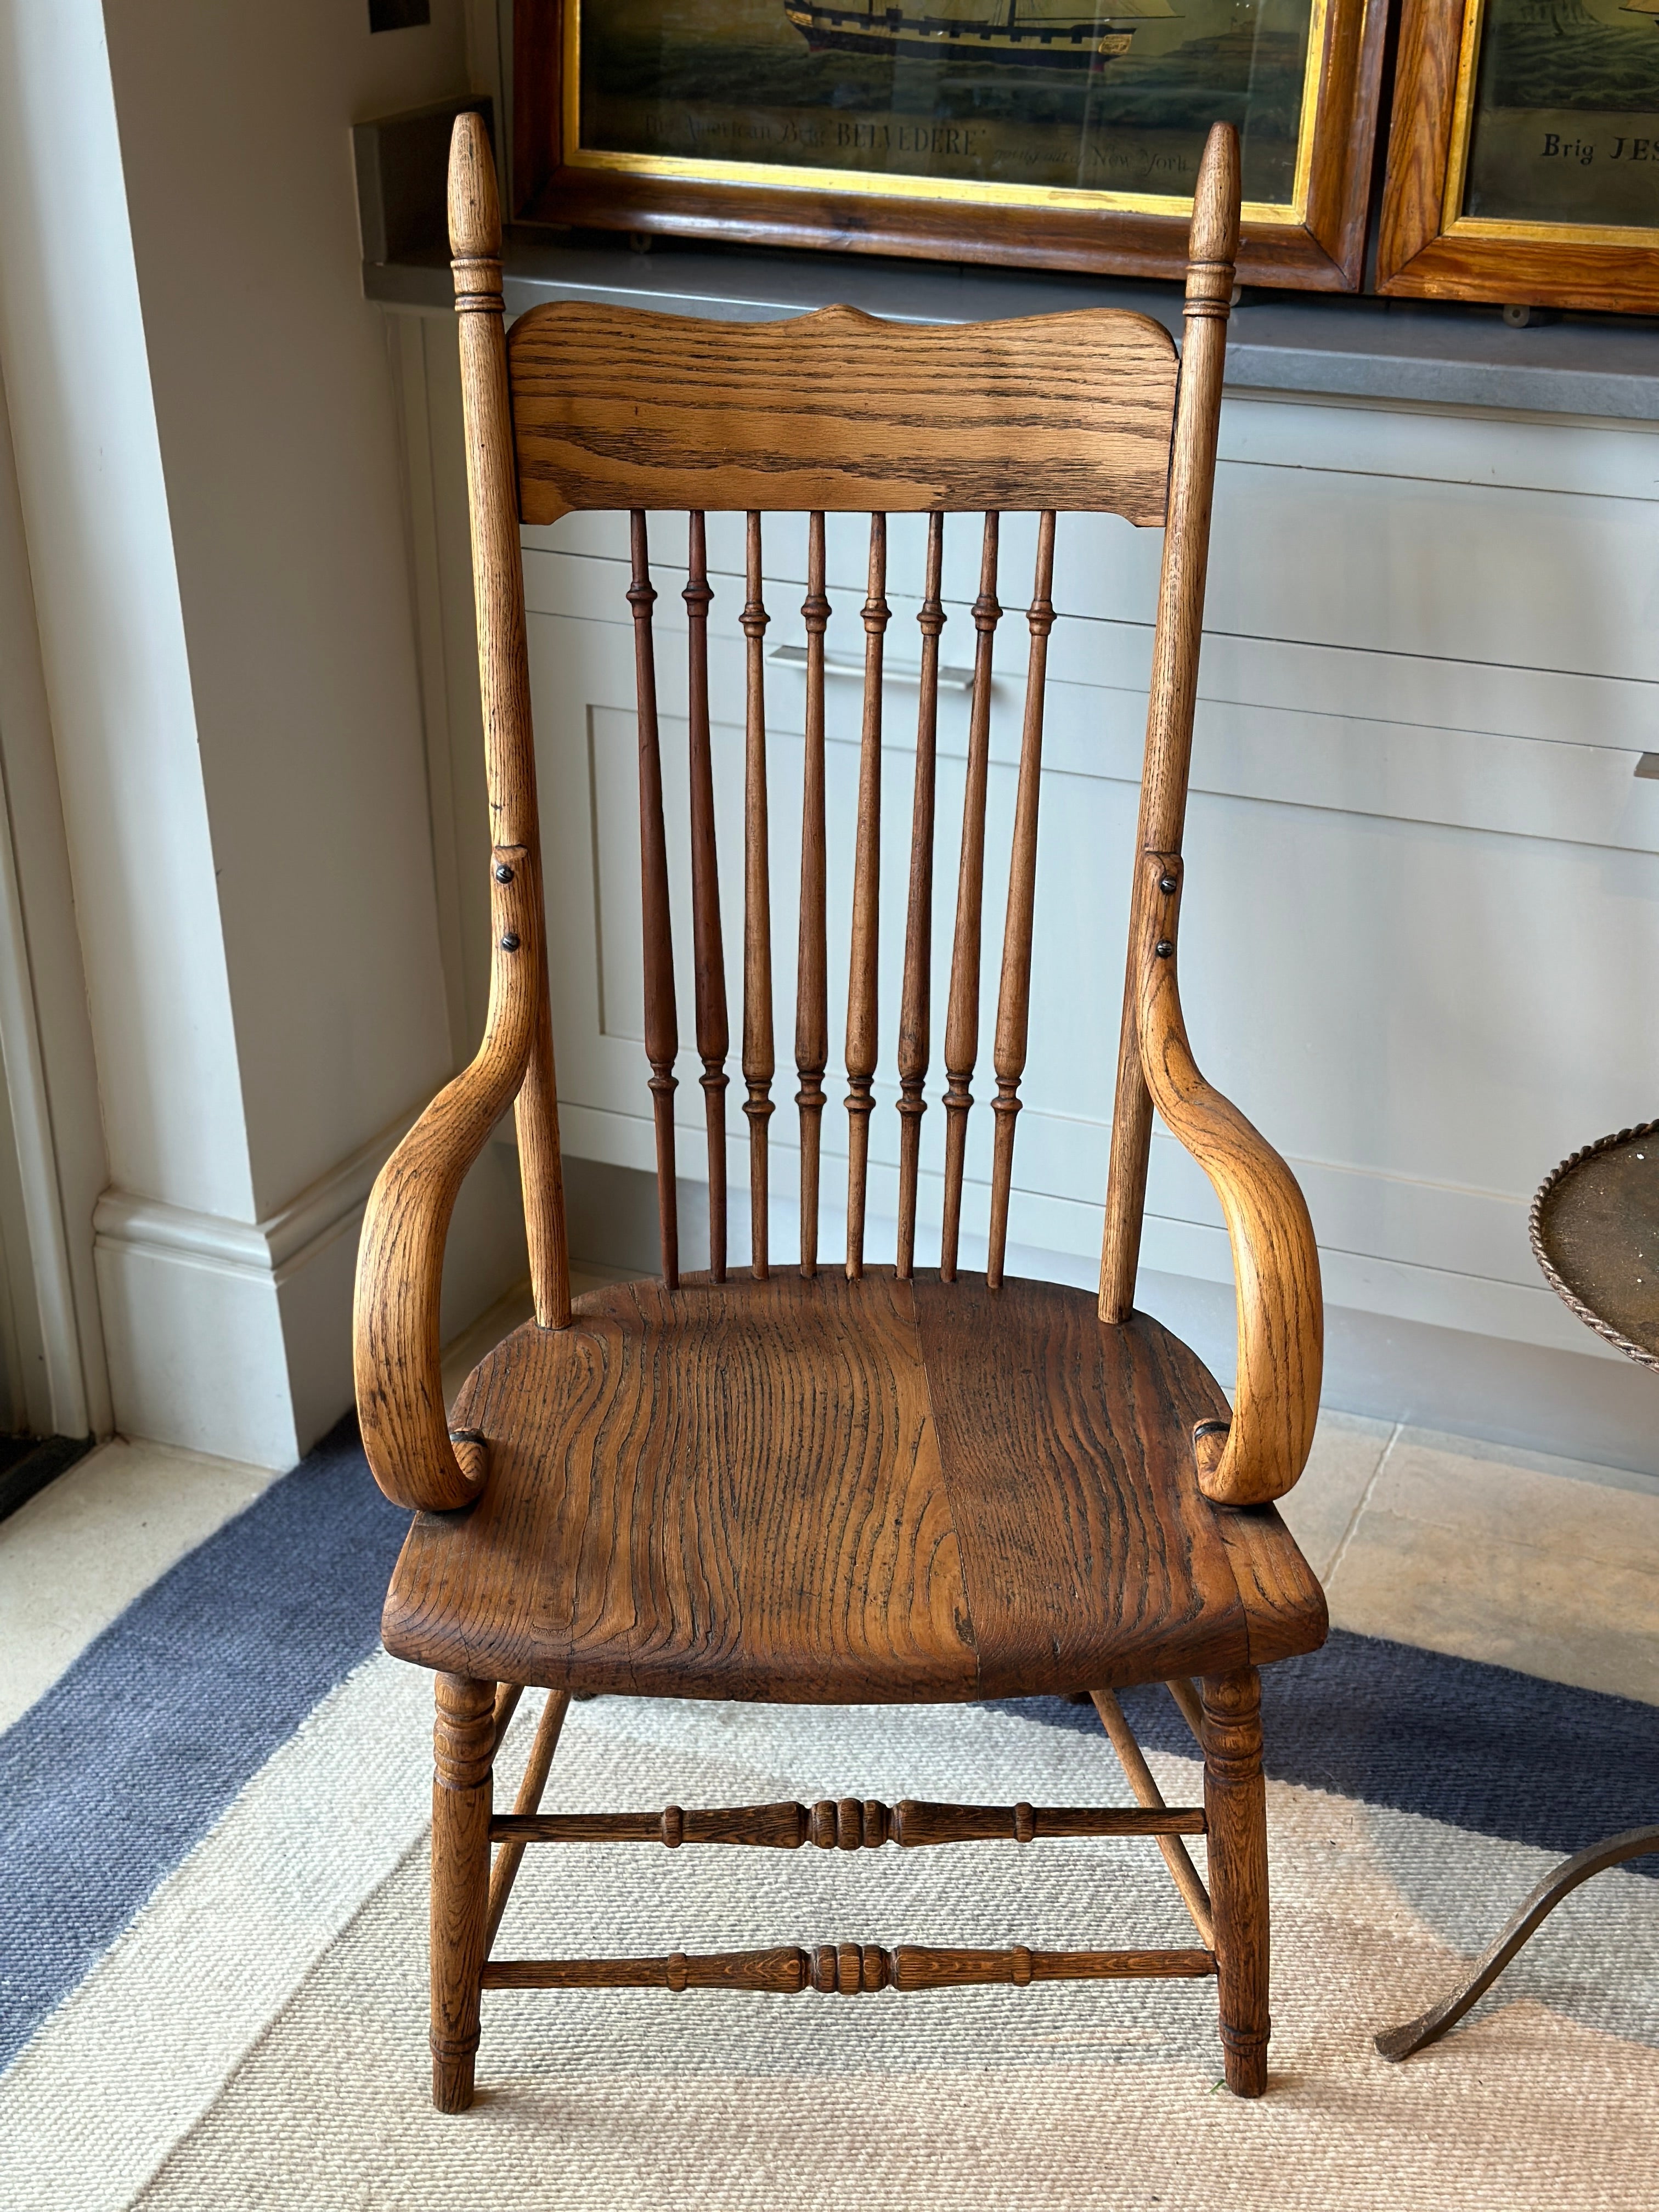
[0,0,524,1465]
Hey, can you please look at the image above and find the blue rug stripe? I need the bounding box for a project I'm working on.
[998,1641,1659,1872]
[4,1423,1658,2078]
[0,1416,407,2070]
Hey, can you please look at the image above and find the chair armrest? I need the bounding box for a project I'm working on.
[1133,853,1322,1506]
[353,850,538,1511]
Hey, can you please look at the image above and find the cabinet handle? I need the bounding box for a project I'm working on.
[767,642,977,692]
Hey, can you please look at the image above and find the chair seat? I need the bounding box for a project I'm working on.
[383,1269,1325,1701]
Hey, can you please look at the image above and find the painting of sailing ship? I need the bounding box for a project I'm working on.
[1461,0,1659,225]
[782,2,1177,71]
[574,0,1318,209]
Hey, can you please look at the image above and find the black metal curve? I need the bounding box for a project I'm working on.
[1376,1824,1659,2061]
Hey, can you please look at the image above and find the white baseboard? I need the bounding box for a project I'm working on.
[93,1110,528,1469]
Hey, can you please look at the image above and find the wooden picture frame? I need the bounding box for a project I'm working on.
[512,0,1389,291]
[1378,0,1659,311]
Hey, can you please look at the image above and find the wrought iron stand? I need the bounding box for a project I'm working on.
[1378,1122,1659,2062]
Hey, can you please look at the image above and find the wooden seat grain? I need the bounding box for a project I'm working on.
[387,1271,1323,1703]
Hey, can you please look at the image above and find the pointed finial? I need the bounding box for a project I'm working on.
[449,109,501,312]
[1186,122,1240,320]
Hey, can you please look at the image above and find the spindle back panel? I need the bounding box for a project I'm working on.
[504,299,1184,1292]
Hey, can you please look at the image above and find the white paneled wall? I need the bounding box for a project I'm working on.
[393,303,1659,1468]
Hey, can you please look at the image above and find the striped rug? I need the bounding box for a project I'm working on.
[2,1419,1656,2210]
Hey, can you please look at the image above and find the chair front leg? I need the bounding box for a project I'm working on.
[431,1673,496,2113]
[1200,1665,1268,2096]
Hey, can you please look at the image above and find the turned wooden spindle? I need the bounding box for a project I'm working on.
[447,111,569,1331]
[482,1942,1215,1993]
[795,511,830,1277]
[741,512,776,1279]
[628,510,679,1287]
[488,1795,1205,1848]
[941,514,1002,1280]
[1201,1664,1270,2097]
[484,1688,571,1951]
[896,511,945,1280]
[845,514,889,1278]
[684,512,729,1282]
[1091,1686,1214,1948]
[988,509,1057,1291]
[1101,122,1239,1323]
[430,1673,496,2113]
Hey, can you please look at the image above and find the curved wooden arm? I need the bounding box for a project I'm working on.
[1133,851,1322,1506]
[353,852,538,1510]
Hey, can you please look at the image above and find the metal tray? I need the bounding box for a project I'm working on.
[1530,1121,1659,1372]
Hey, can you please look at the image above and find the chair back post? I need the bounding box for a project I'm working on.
[1099,123,1239,1324]
[449,112,570,1328]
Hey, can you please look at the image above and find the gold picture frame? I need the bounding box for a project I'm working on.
[1379,0,1659,308]
[513,0,1390,289]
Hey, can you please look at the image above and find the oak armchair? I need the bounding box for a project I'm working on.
[354,111,1326,2115]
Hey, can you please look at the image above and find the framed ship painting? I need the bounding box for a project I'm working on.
[512,0,1389,288]
[1378,0,1659,308]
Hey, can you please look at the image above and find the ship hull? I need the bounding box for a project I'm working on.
[785,9,1135,68]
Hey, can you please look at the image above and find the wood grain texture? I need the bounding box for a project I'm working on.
[506,304,1177,527]
[907,1272,1248,1699]
[383,1269,1321,1702]
[1202,1667,1269,2097]
[1133,854,1323,1508]
[684,512,728,1282]
[896,511,944,1281]
[1212,1503,1329,1665]
[431,1673,494,2113]
[1101,124,1238,1324]
[940,515,1001,1282]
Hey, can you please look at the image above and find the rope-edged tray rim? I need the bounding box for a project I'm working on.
[1529,1120,1659,1374]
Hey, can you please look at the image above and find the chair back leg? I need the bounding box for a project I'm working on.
[431,1674,496,2112]
[1200,1667,1269,2096]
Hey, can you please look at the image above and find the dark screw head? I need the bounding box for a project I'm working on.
[494,862,514,884]
[499,932,520,952]
[1154,939,1174,959]
[1158,873,1178,895]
